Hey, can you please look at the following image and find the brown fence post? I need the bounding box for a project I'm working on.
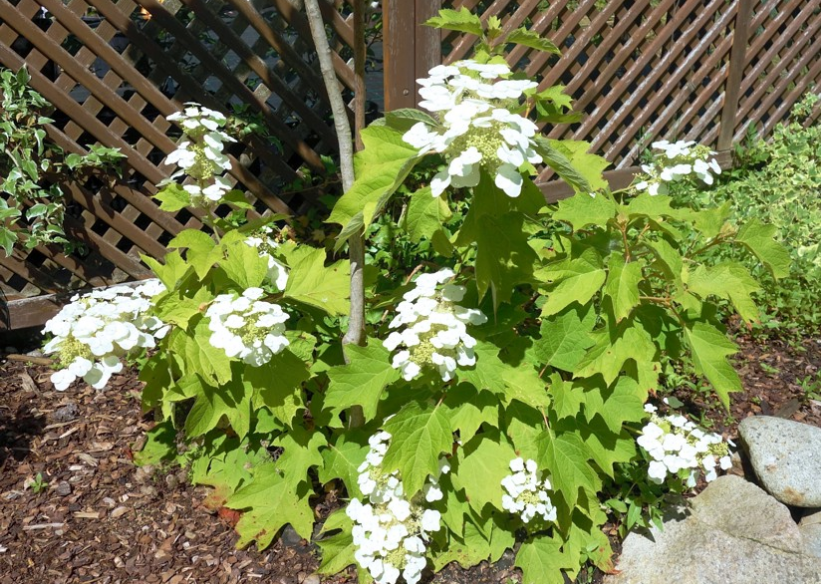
[383,0,441,111]
[718,0,754,151]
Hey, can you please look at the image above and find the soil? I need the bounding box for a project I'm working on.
[1,331,820,584]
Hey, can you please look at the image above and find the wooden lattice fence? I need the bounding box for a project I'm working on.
[386,0,821,189]
[0,0,360,328]
[2,0,821,329]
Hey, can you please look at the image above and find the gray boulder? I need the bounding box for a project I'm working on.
[800,509,821,559]
[605,476,821,584]
[738,415,821,507]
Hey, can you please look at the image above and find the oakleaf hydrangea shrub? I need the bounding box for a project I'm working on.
[164,104,235,205]
[670,93,817,336]
[46,9,791,584]
[154,103,257,236]
[347,430,446,584]
[501,458,558,525]
[638,405,732,486]
[635,140,722,196]
[43,279,168,390]
[403,60,542,198]
[205,288,290,366]
[384,268,487,381]
[244,225,289,291]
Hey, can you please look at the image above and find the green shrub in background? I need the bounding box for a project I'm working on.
[672,93,821,337]
[0,66,126,256]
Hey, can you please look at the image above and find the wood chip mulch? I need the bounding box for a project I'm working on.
[1,329,820,584]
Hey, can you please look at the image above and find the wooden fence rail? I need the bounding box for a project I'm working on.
[2,0,821,330]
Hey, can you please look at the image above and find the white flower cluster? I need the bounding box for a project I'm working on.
[165,103,236,205]
[638,404,733,486]
[244,226,288,291]
[383,269,487,382]
[635,140,722,196]
[43,280,168,391]
[205,288,289,367]
[403,60,542,198]
[501,458,557,524]
[347,431,446,584]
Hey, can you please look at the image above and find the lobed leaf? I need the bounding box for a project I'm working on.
[325,342,400,422]
[382,402,453,496]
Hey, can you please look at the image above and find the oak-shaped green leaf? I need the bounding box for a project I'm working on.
[152,285,213,329]
[328,124,419,248]
[537,430,600,509]
[476,212,538,306]
[505,402,546,461]
[506,27,561,54]
[553,192,616,231]
[319,432,369,497]
[644,237,683,285]
[431,521,493,571]
[404,186,452,242]
[185,374,252,439]
[219,238,269,289]
[168,229,221,280]
[246,349,310,426]
[621,193,680,220]
[574,321,656,386]
[577,416,636,477]
[688,262,761,323]
[142,251,192,290]
[454,431,517,514]
[273,423,326,489]
[382,402,453,496]
[532,304,596,372]
[154,183,190,212]
[425,7,484,36]
[459,342,549,409]
[549,374,585,421]
[735,218,791,279]
[325,342,399,422]
[190,437,271,510]
[168,317,233,386]
[536,138,609,193]
[581,376,647,434]
[680,202,731,238]
[683,322,742,408]
[377,108,439,133]
[515,535,577,584]
[316,510,357,574]
[538,247,606,317]
[134,420,177,466]
[604,253,643,322]
[226,465,314,548]
[444,384,500,443]
[284,246,350,315]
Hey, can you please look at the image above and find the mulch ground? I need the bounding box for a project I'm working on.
[1,330,820,584]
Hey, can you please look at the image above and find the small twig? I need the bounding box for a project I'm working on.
[3,354,52,366]
[22,523,65,531]
[43,421,78,431]
[403,263,426,286]
[620,223,631,262]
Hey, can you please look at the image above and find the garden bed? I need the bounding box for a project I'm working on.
[1,331,820,584]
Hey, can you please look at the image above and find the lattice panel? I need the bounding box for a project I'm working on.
[732,0,821,140]
[445,0,739,175]
[441,0,820,180]
[0,0,356,302]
